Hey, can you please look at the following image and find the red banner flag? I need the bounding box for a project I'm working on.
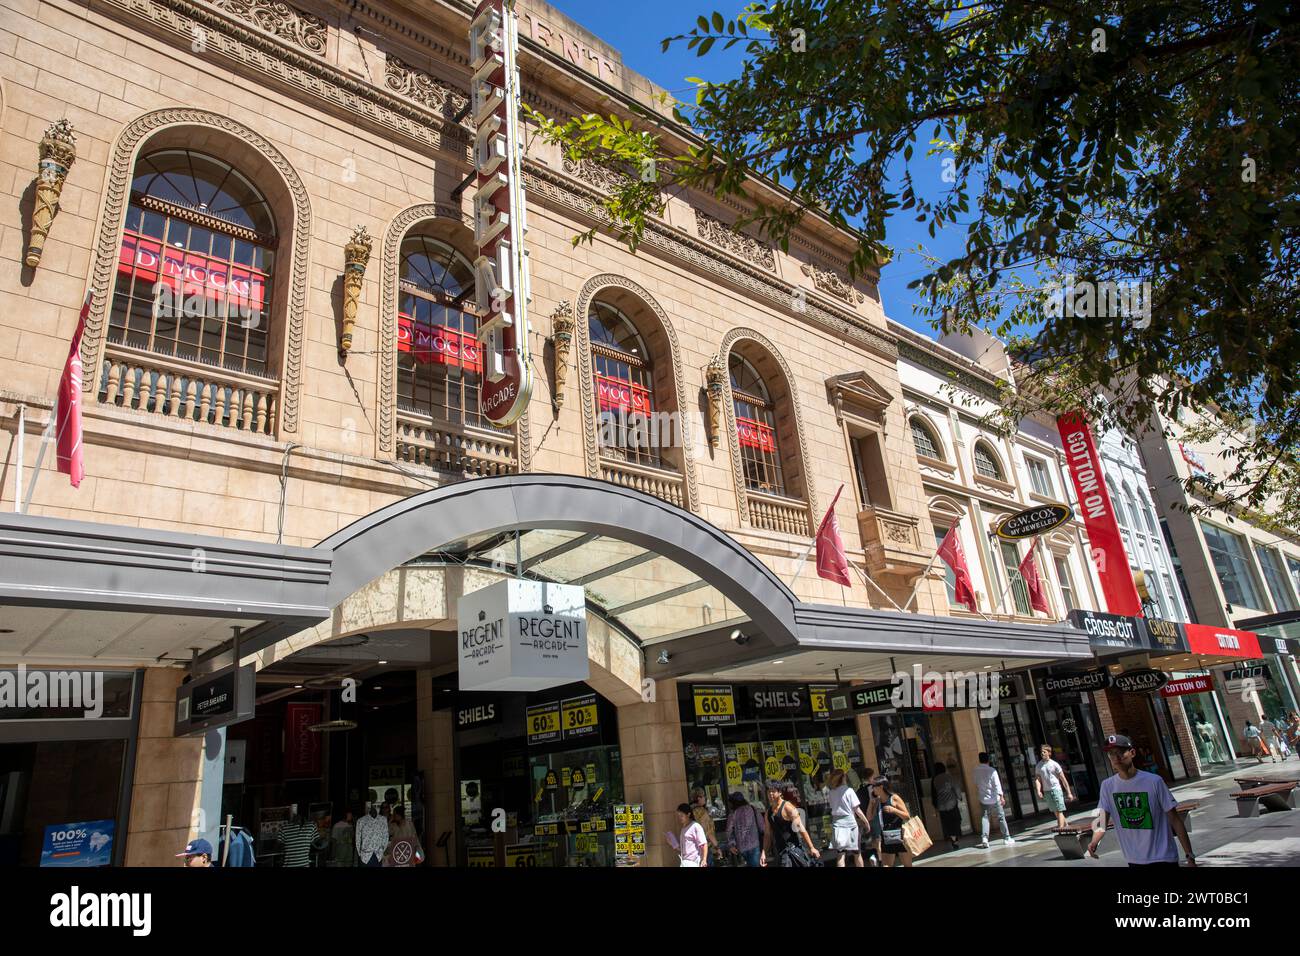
[815,485,852,586]
[1056,411,1142,615]
[1018,547,1050,614]
[55,296,89,488]
[937,522,978,612]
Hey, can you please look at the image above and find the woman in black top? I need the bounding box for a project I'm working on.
[763,782,821,866]
[868,777,913,868]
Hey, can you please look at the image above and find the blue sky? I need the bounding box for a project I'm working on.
[547,0,966,336]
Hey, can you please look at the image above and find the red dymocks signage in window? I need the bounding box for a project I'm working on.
[469,0,532,426]
[284,702,321,777]
[1183,623,1262,660]
[397,316,481,370]
[118,232,267,315]
[1057,411,1143,616]
[594,373,651,413]
[736,416,776,453]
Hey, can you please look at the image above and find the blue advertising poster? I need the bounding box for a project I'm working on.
[40,820,115,867]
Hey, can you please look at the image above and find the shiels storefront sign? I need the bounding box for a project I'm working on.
[457,578,588,692]
[470,0,532,426]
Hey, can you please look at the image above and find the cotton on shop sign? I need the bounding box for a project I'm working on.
[457,578,589,692]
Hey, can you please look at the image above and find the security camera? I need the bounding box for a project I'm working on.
[657,650,670,665]
[730,629,749,645]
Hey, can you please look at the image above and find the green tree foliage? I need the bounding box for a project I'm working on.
[527,1,1299,529]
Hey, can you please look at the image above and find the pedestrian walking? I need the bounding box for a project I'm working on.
[724,791,765,867]
[1244,720,1268,763]
[856,766,880,866]
[690,787,724,865]
[1273,715,1293,759]
[973,752,1015,848]
[867,776,913,868]
[763,782,821,867]
[666,803,710,867]
[1286,712,1300,758]
[1034,744,1075,829]
[1087,734,1195,868]
[1260,717,1282,763]
[930,761,963,850]
[828,768,871,867]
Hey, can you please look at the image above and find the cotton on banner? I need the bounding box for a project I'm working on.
[55,295,90,487]
[1056,411,1141,615]
[815,485,851,586]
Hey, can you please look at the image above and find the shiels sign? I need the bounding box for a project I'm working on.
[995,504,1073,540]
[458,579,589,692]
[470,0,533,426]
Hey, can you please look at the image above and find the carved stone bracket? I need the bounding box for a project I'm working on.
[550,300,574,411]
[801,262,865,305]
[340,224,373,355]
[694,210,775,272]
[26,120,77,268]
[704,354,726,448]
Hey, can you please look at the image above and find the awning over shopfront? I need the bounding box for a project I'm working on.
[0,512,332,667]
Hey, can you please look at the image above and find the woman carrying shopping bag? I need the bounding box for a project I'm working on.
[869,777,922,868]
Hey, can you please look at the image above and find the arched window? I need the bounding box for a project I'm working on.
[396,233,487,428]
[111,149,275,375]
[973,441,1004,480]
[910,416,944,461]
[730,353,786,495]
[589,300,660,467]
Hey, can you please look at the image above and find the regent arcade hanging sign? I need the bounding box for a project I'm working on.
[995,504,1073,541]
[458,578,589,692]
[470,0,533,426]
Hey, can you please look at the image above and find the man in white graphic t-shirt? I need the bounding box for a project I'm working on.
[1087,734,1195,867]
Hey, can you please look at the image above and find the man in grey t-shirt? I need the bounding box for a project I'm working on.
[1088,734,1195,867]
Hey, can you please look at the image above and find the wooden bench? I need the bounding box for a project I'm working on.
[1229,782,1297,817]
[1234,775,1298,791]
[1053,801,1198,859]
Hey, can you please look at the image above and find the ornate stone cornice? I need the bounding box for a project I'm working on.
[896,338,1003,404]
[716,328,817,534]
[95,0,471,158]
[694,209,775,272]
[81,109,312,435]
[801,261,865,305]
[209,0,326,54]
[526,161,898,362]
[573,274,699,512]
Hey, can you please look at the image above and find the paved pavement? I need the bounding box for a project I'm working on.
[916,759,1300,867]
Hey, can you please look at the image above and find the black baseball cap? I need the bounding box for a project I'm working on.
[1103,734,1134,751]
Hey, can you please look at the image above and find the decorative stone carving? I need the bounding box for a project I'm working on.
[523,163,897,361]
[25,120,77,268]
[340,225,372,355]
[550,300,574,410]
[694,210,775,271]
[100,0,471,162]
[81,109,312,437]
[573,274,699,512]
[211,0,327,54]
[801,262,866,305]
[383,54,469,118]
[562,155,631,194]
[717,328,817,532]
[705,354,726,448]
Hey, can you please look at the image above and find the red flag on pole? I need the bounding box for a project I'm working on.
[1018,546,1050,614]
[815,484,852,586]
[55,295,89,488]
[937,523,978,612]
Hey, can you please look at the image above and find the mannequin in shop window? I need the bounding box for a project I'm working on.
[355,804,389,867]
